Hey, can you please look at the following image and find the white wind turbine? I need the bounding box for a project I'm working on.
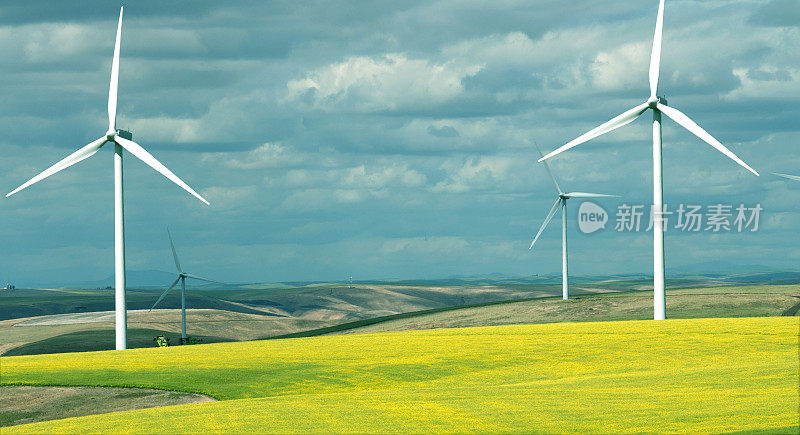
[150,229,224,344]
[539,0,759,320]
[5,7,209,349]
[529,145,617,300]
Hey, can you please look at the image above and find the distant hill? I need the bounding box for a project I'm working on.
[23,267,800,292]
[73,270,176,289]
[668,261,781,274]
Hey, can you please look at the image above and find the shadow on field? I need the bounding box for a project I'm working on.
[4,328,231,356]
[0,385,216,428]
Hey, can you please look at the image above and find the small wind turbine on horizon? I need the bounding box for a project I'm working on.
[529,144,617,300]
[5,7,210,350]
[538,0,759,320]
[150,229,224,344]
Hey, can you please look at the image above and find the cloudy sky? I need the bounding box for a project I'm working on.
[1,0,798,286]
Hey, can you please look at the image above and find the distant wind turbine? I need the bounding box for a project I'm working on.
[5,7,209,349]
[538,0,759,319]
[529,144,617,300]
[150,229,223,344]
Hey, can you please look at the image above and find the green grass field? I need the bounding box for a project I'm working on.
[2,316,797,433]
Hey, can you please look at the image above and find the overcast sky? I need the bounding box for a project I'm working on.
[1,0,799,286]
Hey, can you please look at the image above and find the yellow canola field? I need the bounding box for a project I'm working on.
[2,317,798,433]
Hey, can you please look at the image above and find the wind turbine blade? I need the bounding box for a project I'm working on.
[167,228,182,273]
[114,135,210,205]
[529,198,562,250]
[108,6,123,132]
[564,192,620,198]
[150,276,181,310]
[649,0,665,99]
[657,103,759,176]
[540,102,649,162]
[535,143,562,194]
[184,273,226,285]
[773,173,800,182]
[6,137,107,198]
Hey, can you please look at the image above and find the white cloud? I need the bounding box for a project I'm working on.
[379,236,469,255]
[278,162,429,211]
[15,23,104,62]
[200,185,257,209]
[124,117,202,143]
[433,156,516,193]
[590,42,649,91]
[279,189,330,212]
[725,67,800,101]
[343,164,426,189]
[204,142,305,169]
[285,54,482,112]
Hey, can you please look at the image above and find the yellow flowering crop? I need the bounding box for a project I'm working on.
[2,317,797,433]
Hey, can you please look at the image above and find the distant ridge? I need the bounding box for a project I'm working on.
[20,267,800,290]
[73,270,180,289]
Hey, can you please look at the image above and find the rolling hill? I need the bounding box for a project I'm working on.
[1,317,797,432]
[2,283,798,357]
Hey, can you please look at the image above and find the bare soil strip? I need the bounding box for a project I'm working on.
[0,385,216,427]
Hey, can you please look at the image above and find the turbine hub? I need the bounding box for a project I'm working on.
[559,194,570,200]
[105,130,116,141]
[649,96,667,108]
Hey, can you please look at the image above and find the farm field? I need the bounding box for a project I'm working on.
[1,316,797,433]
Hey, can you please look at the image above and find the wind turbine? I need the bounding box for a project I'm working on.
[150,229,223,344]
[5,7,209,349]
[539,0,759,320]
[774,173,800,183]
[529,145,617,300]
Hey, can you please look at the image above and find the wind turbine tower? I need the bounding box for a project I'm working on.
[5,8,209,349]
[539,0,758,319]
[529,145,617,300]
[150,229,224,344]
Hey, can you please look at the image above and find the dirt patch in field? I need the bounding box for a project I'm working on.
[0,385,215,427]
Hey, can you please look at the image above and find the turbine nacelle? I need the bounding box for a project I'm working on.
[106,129,132,142]
[648,96,667,109]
